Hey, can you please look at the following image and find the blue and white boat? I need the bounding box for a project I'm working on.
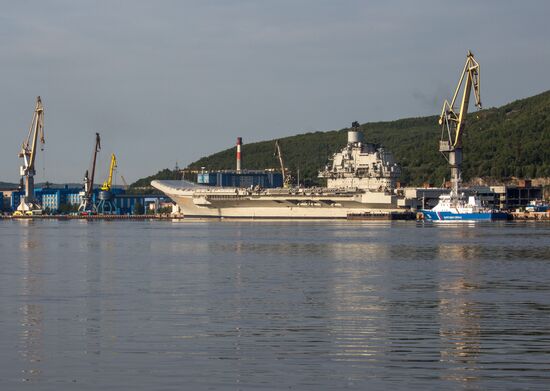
[421,194,509,221]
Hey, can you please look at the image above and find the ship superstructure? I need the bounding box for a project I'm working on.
[152,124,408,219]
[319,122,400,191]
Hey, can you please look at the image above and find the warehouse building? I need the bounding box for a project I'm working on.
[197,170,283,188]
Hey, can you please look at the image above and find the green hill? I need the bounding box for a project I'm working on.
[133,90,550,189]
[127,168,182,194]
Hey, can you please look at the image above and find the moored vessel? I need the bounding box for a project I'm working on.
[421,194,509,221]
[152,124,412,219]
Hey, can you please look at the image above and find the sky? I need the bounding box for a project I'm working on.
[1,0,549,183]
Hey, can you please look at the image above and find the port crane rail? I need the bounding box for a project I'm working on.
[439,51,481,200]
[15,96,45,215]
[78,133,101,213]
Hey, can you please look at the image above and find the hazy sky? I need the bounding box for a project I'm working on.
[1,0,549,183]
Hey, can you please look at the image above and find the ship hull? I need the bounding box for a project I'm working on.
[171,194,400,219]
[421,210,509,221]
[152,180,403,219]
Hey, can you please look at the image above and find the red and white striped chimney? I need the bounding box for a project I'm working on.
[236,137,243,172]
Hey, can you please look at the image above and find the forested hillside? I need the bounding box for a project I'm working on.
[133,90,550,188]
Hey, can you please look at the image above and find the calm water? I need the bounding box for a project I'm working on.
[0,220,549,390]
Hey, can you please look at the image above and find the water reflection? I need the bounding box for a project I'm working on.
[327,230,388,364]
[18,225,44,383]
[437,241,482,384]
[1,220,549,389]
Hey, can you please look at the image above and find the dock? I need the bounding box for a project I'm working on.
[346,211,417,221]
[2,211,549,221]
[511,211,550,221]
[1,214,182,221]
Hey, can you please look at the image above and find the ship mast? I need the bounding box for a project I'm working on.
[439,51,481,200]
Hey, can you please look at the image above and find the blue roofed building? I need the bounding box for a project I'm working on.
[197,170,283,188]
[10,191,24,211]
[1,185,170,215]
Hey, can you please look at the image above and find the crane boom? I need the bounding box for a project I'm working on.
[439,51,481,199]
[78,133,101,213]
[89,133,101,195]
[120,175,129,190]
[15,96,45,214]
[274,140,286,185]
[101,154,117,191]
[274,140,293,188]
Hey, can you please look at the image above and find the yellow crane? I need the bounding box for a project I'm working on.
[15,97,45,215]
[439,51,482,199]
[101,153,117,191]
[97,153,118,214]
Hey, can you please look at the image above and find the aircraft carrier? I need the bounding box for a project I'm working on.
[152,126,411,219]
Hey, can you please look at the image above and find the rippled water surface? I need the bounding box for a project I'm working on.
[1,220,549,390]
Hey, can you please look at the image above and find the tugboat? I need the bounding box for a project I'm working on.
[421,51,508,222]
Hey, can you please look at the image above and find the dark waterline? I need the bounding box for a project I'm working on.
[1,220,549,390]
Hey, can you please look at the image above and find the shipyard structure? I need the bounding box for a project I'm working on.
[0,185,171,215]
[152,127,417,219]
[152,126,547,219]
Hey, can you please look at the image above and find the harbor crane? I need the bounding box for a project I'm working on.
[101,154,117,192]
[15,97,45,215]
[439,50,481,200]
[97,153,117,214]
[78,133,101,213]
[274,140,293,188]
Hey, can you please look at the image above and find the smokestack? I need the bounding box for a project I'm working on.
[236,137,242,172]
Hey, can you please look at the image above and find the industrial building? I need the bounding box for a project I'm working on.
[400,182,544,211]
[196,137,284,188]
[0,186,170,215]
[489,182,543,210]
[197,170,283,188]
[113,194,171,214]
[6,186,86,212]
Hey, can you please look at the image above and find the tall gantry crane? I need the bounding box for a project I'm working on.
[15,96,45,215]
[97,153,117,214]
[78,133,101,213]
[439,51,481,200]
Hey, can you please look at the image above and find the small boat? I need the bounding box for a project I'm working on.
[421,194,509,221]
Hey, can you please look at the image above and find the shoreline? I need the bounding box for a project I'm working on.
[1,212,549,221]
